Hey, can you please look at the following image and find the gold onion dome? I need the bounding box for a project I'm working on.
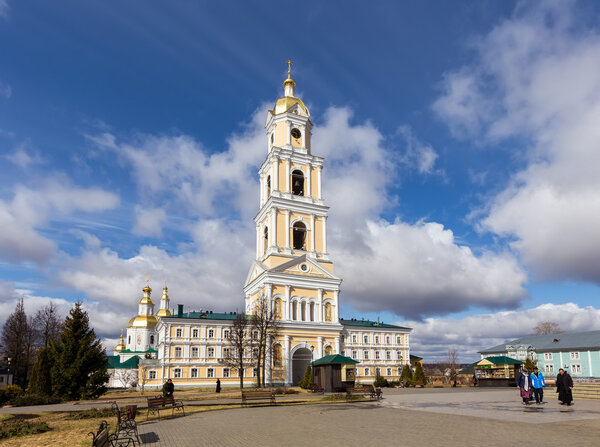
[156,282,172,317]
[114,329,126,351]
[273,60,309,117]
[127,314,158,328]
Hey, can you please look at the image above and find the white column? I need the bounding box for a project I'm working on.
[260,174,265,206]
[286,123,291,146]
[310,215,315,252]
[266,335,272,383]
[266,283,272,309]
[333,290,339,322]
[285,285,291,321]
[284,335,291,385]
[334,337,340,354]
[317,166,322,199]
[318,337,324,358]
[588,350,593,376]
[286,159,291,193]
[318,289,323,322]
[560,352,563,369]
[306,164,312,198]
[273,157,279,192]
[322,217,327,254]
[285,210,290,248]
[271,208,277,248]
[256,225,260,258]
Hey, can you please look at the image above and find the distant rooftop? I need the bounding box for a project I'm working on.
[107,355,140,369]
[340,318,411,330]
[164,310,240,321]
[480,330,600,354]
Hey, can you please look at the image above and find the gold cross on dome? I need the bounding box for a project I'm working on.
[287,60,292,77]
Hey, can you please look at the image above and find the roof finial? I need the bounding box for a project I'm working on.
[283,59,296,96]
[287,60,292,78]
[164,277,167,290]
[146,273,150,286]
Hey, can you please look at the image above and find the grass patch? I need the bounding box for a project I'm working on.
[0,417,51,439]
[63,407,114,420]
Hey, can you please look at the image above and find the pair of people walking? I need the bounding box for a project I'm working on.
[556,368,574,406]
[517,367,545,405]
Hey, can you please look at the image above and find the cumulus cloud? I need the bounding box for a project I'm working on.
[132,206,167,237]
[0,178,119,263]
[397,125,440,175]
[434,2,600,285]
[407,302,600,362]
[5,146,43,168]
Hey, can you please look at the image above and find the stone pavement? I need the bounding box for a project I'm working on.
[134,388,600,446]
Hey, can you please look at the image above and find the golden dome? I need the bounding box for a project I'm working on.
[114,329,126,351]
[138,296,155,305]
[156,308,172,317]
[127,314,158,328]
[273,96,309,116]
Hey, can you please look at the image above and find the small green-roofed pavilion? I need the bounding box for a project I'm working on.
[477,356,522,365]
[312,354,359,366]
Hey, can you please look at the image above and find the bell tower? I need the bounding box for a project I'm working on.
[244,62,342,331]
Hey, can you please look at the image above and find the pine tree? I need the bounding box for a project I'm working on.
[400,364,413,386]
[413,362,428,386]
[50,302,109,400]
[28,347,53,396]
[299,365,312,389]
[524,357,536,372]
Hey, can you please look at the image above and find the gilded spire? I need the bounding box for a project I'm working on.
[156,277,172,317]
[283,59,296,96]
[115,328,126,351]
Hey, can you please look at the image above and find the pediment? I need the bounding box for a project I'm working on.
[244,261,267,287]
[269,255,339,280]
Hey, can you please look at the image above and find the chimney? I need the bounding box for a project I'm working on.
[177,304,184,316]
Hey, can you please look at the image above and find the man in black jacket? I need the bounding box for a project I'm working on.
[162,378,175,397]
[556,368,573,406]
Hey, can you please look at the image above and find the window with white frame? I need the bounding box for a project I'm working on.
[207,368,214,378]
[571,364,582,374]
[386,351,391,360]
[363,350,369,360]
[352,335,357,343]
[341,350,345,356]
[223,368,230,378]
[396,336,401,344]
[375,336,380,344]
[341,335,345,343]
[544,364,554,374]
[174,368,181,378]
[375,351,381,360]
[176,328,183,337]
[544,352,553,361]
[386,336,390,344]
[190,368,198,378]
[207,347,215,358]
[252,368,258,377]
[174,347,183,358]
[570,351,580,360]
[386,368,392,376]
[253,331,259,340]
[375,367,381,376]
[191,347,199,358]
[352,350,357,360]
[365,367,370,376]
[223,347,230,359]
[223,329,230,339]
[397,350,403,360]
[397,367,402,375]
[192,328,199,338]
[252,348,259,358]
[149,370,156,379]
[208,329,215,339]
[363,335,369,344]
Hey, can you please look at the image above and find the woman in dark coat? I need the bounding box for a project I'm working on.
[216,378,221,393]
[517,368,532,405]
[556,368,573,405]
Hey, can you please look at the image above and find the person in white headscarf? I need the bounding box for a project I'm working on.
[517,367,532,405]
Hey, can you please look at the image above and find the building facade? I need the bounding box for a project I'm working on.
[480,330,600,379]
[113,64,411,388]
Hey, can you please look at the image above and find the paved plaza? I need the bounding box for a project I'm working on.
[133,388,600,446]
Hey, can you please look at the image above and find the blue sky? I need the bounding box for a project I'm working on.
[1,0,600,361]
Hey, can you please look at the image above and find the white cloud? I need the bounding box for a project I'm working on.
[434,2,600,285]
[396,125,440,175]
[5,146,43,168]
[0,178,119,263]
[407,302,600,362]
[132,206,167,237]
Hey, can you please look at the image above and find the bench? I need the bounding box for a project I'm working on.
[146,395,185,420]
[89,421,136,447]
[241,390,276,406]
[346,385,380,401]
[112,403,139,443]
[311,384,324,394]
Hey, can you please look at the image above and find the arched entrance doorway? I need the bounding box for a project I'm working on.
[292,348,313,385]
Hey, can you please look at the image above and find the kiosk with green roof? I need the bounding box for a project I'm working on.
[311,354,359,393]
[475,356,522,387]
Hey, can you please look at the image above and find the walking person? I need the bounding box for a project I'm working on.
[517,367,532,405]
[531,367,545,404]
[556,368,574,406]
[162,378,174,397]
[216,378,221,393]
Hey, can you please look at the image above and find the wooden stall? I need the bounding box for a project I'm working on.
[311,354,359,393]
[475,356,522,387]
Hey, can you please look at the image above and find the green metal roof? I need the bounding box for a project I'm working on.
[107,355,140,369]
[120,349,157,354]
[165,311,240,321]
[410,354,422,360]
[340,318,411,330]
[311,354,359,366]
[477,356,522,365]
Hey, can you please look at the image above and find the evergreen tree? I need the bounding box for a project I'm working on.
[28,347,53,396]
[373,373,388,387]
[524,357,536,372]
[400,364,413,386]
[413,363,428,386]
[299,365,312,389]
[1,298,37,389]
[50,302,108,400]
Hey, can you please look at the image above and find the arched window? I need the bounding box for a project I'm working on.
[274,298,282,319]
[309,302,315,321]
[266,175,271,197]
[150,335,154,345]
[292,221,306,250]
[301,302,306,321]
[291,170,304,195]
[292,301,297,320]
[263,226,269,253]
[273,344,283,367]
[324,303,332,322]
[325,346,333,356]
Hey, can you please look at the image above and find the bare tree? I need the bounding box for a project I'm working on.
[446,348,459,382]
[0,298,37,388]
[220,314,255,389]
[113,369,138,389]
[251,295,280,388]
[532,321,564,335]
[34,303,62,348]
